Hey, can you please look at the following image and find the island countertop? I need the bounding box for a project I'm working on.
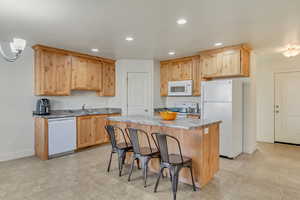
[107,115,221,130]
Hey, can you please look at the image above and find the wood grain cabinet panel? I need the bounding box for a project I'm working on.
[71,56,101,91]
[160,62,170,96]
[77,114,119,149]
[33,45,115,96]
[34,49,72,96]
[192,56,202,96]
[201,54,218,78]
[200,44,251,79]
[77,116,94,148]
[160,56,202,97]
[98,62,115,96]
[179,60,193,80]
[218,49,241,76]
[93,115,109,144]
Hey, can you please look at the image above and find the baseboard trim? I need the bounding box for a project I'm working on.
[0,149,34,162]
[275,141,300,146]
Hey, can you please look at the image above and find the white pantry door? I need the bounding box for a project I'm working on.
[275,72,300,144]
[127,72,151,116]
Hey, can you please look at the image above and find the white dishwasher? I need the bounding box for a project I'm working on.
[48,117,77,157]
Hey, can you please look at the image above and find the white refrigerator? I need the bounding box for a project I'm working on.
[201,79,243,158]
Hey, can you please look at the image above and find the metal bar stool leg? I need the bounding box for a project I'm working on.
[170,166,180,200]
[142,157,150,187]
[117,150,126,177]
[107,151,113,172]
[128,156,136,181]
[154,166,164,192]
[189,166,196,191]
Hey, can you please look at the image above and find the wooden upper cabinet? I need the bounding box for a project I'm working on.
[33,44,115,96]
[201,54,218,77]
[217,49,241,76]
[200,44,251,79]
[192,56,202,96]
[160,56,201,96]
[98,62,115,96]
[71,56,101,91]
[34,49,72,96]
[179,60,193,80]
[160,62,170,96]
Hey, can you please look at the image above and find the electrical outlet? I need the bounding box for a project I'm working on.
[204,128,209,134]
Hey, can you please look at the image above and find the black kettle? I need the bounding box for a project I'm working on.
[35,98,51,115]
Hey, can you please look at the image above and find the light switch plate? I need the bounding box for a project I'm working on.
[204,128,209,134]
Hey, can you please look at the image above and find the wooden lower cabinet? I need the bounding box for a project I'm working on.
[77,114,111,149]
[93,115,109,145]
[34,113,120,160]
[77,116,95,148]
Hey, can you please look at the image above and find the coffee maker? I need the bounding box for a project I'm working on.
[35,98,51,115]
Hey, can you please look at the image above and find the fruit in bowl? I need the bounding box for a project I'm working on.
[160,111,177,121]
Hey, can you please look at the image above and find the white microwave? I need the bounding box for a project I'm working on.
[168,80,193,96]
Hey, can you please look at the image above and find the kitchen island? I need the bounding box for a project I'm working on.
[107,115,221,188]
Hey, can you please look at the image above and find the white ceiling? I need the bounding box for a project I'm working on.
[0,0,299,60]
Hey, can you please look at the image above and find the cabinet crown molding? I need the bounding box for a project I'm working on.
[32,44,116,64]
[198,43,252,55]
[160,55,200,64]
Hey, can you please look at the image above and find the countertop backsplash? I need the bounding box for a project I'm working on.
[165,96,201,109]
[33,91,110,110]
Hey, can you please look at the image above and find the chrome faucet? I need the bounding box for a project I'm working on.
[82,104,86,110]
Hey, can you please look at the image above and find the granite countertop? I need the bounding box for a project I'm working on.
[107,115,221,130]
[33,108,122,119]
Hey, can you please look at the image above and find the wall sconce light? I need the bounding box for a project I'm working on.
[0,38,26,62]
[282,44,300,58]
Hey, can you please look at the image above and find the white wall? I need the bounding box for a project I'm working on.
[0,46,35,161]
[0,46,111,161]
[243,52,257,153]
[256,52,300,143]
[166,96,200,108]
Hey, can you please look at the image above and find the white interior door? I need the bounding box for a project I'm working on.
[275,72,300,144]
[127,72,150,116]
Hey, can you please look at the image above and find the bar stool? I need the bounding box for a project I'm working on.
[126,128,160,187]
[105,125,133,177]
[151,133,196,200]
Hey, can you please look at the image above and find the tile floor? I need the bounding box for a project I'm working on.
[0,142,299,200]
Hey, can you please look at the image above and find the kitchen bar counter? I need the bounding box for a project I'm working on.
[107,115,219,130]
[33,108,122,119]
[108,115,221,188]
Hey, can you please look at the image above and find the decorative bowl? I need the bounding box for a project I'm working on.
[160,111,177,121]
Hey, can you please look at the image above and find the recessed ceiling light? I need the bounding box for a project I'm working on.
[176,18,187,25]
[125,36,134,41]
[91,48,99,52]
[168,51,176,56]
[214,42,223,46]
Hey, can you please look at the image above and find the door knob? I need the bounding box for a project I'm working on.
[144,109,148,112]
